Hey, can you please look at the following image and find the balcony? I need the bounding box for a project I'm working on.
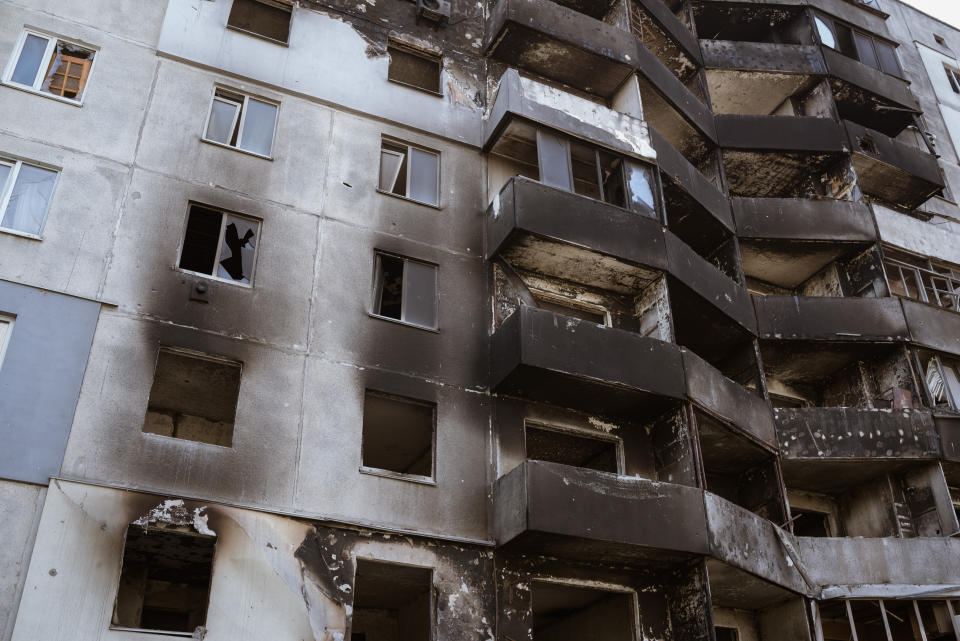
[754,295,909,341]
[823,47,918,136]
[490,305,686,418]
[901,298,960,359]
[630,0,702,80]
[845,121,944,210]
[732,197,877,288]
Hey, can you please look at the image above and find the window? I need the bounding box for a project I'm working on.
[0,158,58,237]
[531,581,636,641]
[3,30,96,102]
[203,88,279,158]
[351,560,432,641]
[378,138,440,206]
[0,315,13,370]
[361,390,435,481]
[141,348,242,446]
[388,41,442,94]
[372,252,438,330]
[525,422,620,473]
[532,292,609,325]
[714,628,739,641]
[113,524,215,635]
[178,203,260,285]
[883,248,960,312]
[227,0,292,44]
[814,15,902,77]
[945,66,960,94]
[791,508,833,536]
[815,17,837,50]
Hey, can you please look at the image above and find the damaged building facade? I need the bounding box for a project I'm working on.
[3,0,960,638]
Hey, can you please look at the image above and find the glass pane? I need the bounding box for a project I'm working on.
[815,17,836,50]
[599,152,626,208]
[854,32,880,70]
[409,147,439,205]
[1,163,57,235]
[217,215,258,283]
[179,205,222,275]
[206,99,240,145]
[375,254,404,319]
[402,260,437,328]
[536,130,572,191]
[380,143,408,195]
[238,98,277,157]
[0,164,12,193]
[625,161,657,217]
[11,34,48,86]
[570,142,601,199]
[876,41,901,77]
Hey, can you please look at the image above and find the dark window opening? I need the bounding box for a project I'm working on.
[179,204,260,285]
[818,601,853,641]
[532,294,606,325]
[112,526,215,634]
[142,348,242,447]
[791,508,832,537]
[714,627,739,641]
[227,0,292,44]
[531,581,636,641]
[769,393,808,409]
[525,423,619,473]
[362,390,435,479]
[372,252,438,329]
[387,42,442,94]
[351,560,432,641]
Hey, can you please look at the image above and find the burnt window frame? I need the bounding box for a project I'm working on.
[523,420,625,474]
[201,86,280,160]
[387,40,443,96]
[226,0,294,45]
[176,202,262,288]
[811,12,904,78]
[377,136,442,208]
[2,27,99,106]
[370,250,440,331]
[359,389,438,485]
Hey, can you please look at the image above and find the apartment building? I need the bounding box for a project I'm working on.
[0,0,959,639]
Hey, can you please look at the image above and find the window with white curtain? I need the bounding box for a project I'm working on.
[0,158,59,237]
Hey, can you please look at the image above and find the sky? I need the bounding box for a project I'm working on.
[899,0,960,30]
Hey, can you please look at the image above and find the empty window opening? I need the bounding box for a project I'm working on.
[142,348,242,447]
[378,139,440,206]
[203,88,279,158]
[372,252,438,330]
[791,508,832,537]
[361,390,435,479]
[388,42,441,94]
[525,423,620,473]
[714,627,739,641]
[227,0,292,44]
[946,66,960,94]
[818,601,854,641]
[0,315,13,371]
[351,559,432,641]
[531,581,636,641]
[5,30,96,102]
[0,157,58,237]
[178,203,260,285]
[112,525,215,635]
[532,292,608,325]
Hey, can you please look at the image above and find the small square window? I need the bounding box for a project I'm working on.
[3,29,96,102]
[141,348,242,447]
[0,157,58,237]
[378,138,440,206]
[178,203,261,286]
[113,524,215,635]
[203,88,279,158]
[372,252,438,330]
[0,315,14,371]
[227,0,292,44]
[351,559,432,641]
[361,390,435,481]
[388,41,442,95]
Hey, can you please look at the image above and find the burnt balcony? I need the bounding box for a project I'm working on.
[732,197,877,289]
[901,298,960,359]
[494,460,709,562]
[845,121,944,210]
[716,115,848,198]
[754,295,908,342]
[630,0,702,83]
[823,47,918,136]
[700,40,827,115]
[490,305,686,418]
[484,0,636,98]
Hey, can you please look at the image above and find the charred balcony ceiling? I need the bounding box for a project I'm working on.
[824,48,919,136]
[706,560,801,611]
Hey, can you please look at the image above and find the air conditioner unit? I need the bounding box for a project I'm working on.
[417,0,451,24]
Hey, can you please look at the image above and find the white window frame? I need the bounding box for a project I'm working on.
[0,315,14,371]
[201,87,280,160]
[0,156,60,239]
[370,251,440,331]
[176,204,262,288]
[377,137,441,208]
[2,28,98,106]
[946,65,960,94]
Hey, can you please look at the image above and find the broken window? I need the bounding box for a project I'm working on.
[4,30,96,102]
[378,138,440,206]
[791,507,833,536]
[714,627,739,641]
[814,15,902,77]
[372,252,438,329]
[112,524,215,635]
[178,203,260,285]
[361,390,435,480]
[141,348,242,447]
[203,88,279,158]
[351,559,432,641]
[884,248,960,312]
[388,41,442,94]
[0,157,58,237]
[525,422,620,473]
[227,0,292,44]
[0,315,13,371]
[946,66,960,94]
[531,581,637,641]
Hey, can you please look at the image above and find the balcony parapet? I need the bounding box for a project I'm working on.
[901,298,960,359]
[754,295,909,341]
[696,0,890,37]
[701,40,827,75]
[732,197,876,243]
[717,114,848,153]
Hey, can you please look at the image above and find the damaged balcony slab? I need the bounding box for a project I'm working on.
[486,177,667,292]
[701,40,826,115]
[901,298,960,359]
[484,0,636,98]
[823,47,918,136]
[753,295,909,341]
[490,305,686,418]
[844,120,945,211]
[733,197,877,288]
[494,460,709,563]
